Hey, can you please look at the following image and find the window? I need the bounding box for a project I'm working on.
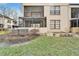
[71,19,79,27]
[7,20,11,23]
[24,19,46,27]
[24,6,44,17]
[50,6,60,15]
[8,25,11,28]
[31,12,41,17]
[71,8,79,18]
[24,12,42,17]
[31,24,40,27]
[50,20,60,29]
[0,24,4,28]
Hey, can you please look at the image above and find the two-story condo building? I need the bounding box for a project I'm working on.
[19,3,79,34]
[0,14,17,29]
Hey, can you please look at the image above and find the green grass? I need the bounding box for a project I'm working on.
[0,36,79,56]
[0,31,10,35]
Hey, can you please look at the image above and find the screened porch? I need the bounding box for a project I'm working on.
[19,17,47,28]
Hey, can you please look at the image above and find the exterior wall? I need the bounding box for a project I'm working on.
[0,17,4,24]
[26,27,47,34]
[15,27,47,34]
[44,4,70,33]
[0,17,7,28]
[4,18,8,28]
[71,27,79,33]
[5,18,13,29]
[0,16,15,29]
[23,3,79,34]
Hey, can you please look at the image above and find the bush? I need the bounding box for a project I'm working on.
[30,29,39,33]
[60,33,73,37]
[28,29,39,36]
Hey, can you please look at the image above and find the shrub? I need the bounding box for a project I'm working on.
[60,33,73,37]
[28,29,39,36]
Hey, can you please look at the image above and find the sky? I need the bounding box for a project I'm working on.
[0,3,22,17]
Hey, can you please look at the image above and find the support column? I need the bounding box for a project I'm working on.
[77,19,78,27]
[19,18,21,27]
[24,19,26,27]
[32,18,34,27]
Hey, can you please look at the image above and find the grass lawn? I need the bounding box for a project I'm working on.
[0,31,10,35]
[0,36,79,56]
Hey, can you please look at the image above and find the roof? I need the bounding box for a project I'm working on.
[23,3,79,6]
[0,14,14,20]
[19,17,45,19]
[23,3,69,6]
[70,4,79,5]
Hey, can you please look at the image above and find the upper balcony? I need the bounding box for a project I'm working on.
[24,6,44,18]
[19,6,46,28]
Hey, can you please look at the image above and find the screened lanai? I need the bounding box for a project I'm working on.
[71,8,79,27]
[19,17,47,27]
[19,6,47,28]
[70,8,79,33]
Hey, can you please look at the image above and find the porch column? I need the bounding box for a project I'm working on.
[32,18,34,27]
[40,19,43,27]
[23,19,26,27]
[42,18,45,27]
[77,19,78,27]
[19,18,21,27]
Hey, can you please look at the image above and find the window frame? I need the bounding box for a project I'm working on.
[50,6,60,15]
[50,20,60,29]
[24,6,44,17]
[71,19,79,27]
[71,8,79,18]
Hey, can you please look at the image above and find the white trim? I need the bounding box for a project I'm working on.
[69,5,79,8]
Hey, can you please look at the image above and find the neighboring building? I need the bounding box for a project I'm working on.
[0,14,17,29]
[19,3,79,34]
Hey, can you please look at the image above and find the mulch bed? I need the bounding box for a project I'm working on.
[0,32,39,45]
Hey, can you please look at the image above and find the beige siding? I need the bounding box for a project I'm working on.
[23,3,79,33]
[44,4,70,32]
